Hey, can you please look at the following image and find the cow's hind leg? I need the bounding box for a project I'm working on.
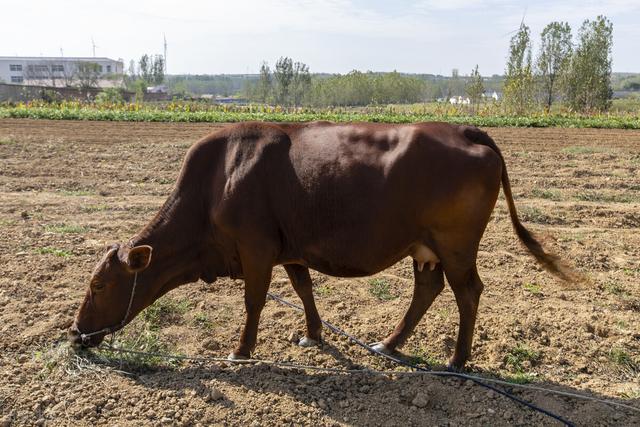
[372,260,445,354]
[284,264,323,347]
[230,249,274,360]
[444,264,484,370]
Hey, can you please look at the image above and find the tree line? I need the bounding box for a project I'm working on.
[242,15,614,113]
[244,59,481,107]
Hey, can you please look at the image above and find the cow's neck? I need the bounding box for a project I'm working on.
[130,192,205,292]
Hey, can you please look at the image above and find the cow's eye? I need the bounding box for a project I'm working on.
[92,281,105,291]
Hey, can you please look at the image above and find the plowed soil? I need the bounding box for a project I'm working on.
[1,119,639,426]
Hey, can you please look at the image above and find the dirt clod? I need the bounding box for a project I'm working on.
[411,392,429,408]
[207,388,224,402]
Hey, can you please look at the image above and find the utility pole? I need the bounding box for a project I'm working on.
[91,37,97,57]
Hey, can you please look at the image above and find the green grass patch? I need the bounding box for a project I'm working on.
[315,284,333,296]
[504,371,538,384]
[60,189,94,197]
[408,347,441,367]
[530,188,562,201]
[523,282,542,295]
[98,329,182,369]
[142,296,192,330]
[80,204,110,213]
[368,278,396,301]
[575,191,632,203]
[558,232,587,243]
[35,305,186,373]
[35,246,73,257]
[0,136,16,145]
[619,388,640,399]
[615,320,629,331]
[504,344,541,372]
[436,307,452,321]
[44,223,88,234]
[519,206,550,224]
[609,347,639,373]
[192,312,214,330]
[94,299,191,370]
[604,281,630,297]
[562,146,603,155]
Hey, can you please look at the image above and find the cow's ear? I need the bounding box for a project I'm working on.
[124,245,152,273]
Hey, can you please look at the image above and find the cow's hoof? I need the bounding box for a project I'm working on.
[228,352,249,361]
[298,336,320,348]
[370,342,392,355]
[446,363,463,373]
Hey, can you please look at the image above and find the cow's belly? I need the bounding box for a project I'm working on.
[301,251,407,277]
[289,226,424,277]
[297,241,439,278]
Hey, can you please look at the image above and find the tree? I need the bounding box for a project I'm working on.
[291,62,311,106]
[22,62,47,86]
[274,57,294,105]
[75,62,101,89]
[128,60,136,79]
[133,79,146,102]
[152,55,165,85]
[139,54,152,83]
[536,22,573,110]
[566,16,613,112]
[503,23,535,114]
[465,65,484,112]
[447,68,464,98]
[257,61,272,103]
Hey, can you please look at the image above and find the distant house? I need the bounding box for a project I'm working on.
[450,96,471,105]
[147,84,168,93]
[482,91,500,101]
[0,56,124,88]
[613,90,638,99]
[214,96,248,105]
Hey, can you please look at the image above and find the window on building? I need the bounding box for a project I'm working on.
[10,64,22,72]
[51,64,64,73]
[11,76,24,83]
[27,64,49,73]
[106,65,112,73]
[99,65,103,72]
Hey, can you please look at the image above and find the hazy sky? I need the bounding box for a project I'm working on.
[2,0,639,75]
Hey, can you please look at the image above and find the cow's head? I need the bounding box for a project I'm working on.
[68,243,155,348]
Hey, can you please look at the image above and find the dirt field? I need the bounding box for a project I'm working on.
[1,119,639,426]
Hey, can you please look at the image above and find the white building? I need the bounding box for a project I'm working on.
[0,56,124,87]
[482,91,500,101]
[449,96,471,105]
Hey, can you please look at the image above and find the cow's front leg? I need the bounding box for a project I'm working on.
[230,249,274,360]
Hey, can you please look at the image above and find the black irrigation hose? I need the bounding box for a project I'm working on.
[267,292,575,427]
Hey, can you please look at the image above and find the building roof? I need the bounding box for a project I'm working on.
[0,56,121,62]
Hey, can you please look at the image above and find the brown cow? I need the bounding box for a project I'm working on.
[68,121,573,369]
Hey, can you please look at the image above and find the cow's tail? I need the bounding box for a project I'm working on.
[461,126,582,284]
